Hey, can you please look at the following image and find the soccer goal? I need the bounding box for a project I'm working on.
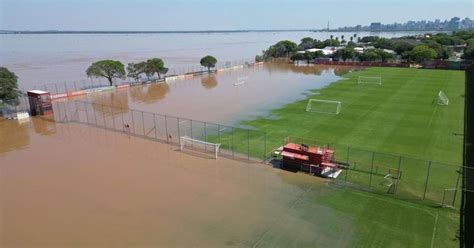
[180,136,221,159]
[441,188,457,208]
[306,99,341,114]
[437,91,449,106]
[358,76,382,85]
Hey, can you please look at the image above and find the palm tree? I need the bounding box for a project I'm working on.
[353,33,357,38]
[341,35,345,41]
[350,36,354,42]
[330,35,334,40]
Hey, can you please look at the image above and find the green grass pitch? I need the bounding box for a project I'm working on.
[211,67,464,247]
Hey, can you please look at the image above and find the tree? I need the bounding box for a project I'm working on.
[393,41,415,55]
[263,40,298,58]
[146,58,168,79]
[374,49,394,62]
[423,40,452,59]
[200,55,218,72]
[0,67,20,102]
[373,38,394,50]
[255,55,264,62]
[358,50,381,61]
[290,53,306,63]
[86,60,126,86]
[299,37,314,50]
[409,45,438,63]
[127,62,144,82]
[334,47,355,61]
[330,35,334,40]
[462,46,474,60]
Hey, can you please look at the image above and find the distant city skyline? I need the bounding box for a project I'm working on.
[0,0,473,31]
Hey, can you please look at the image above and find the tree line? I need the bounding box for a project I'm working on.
[86,55,218,86]
[258,31,474,64]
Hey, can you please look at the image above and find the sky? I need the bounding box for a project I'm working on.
[0,0,473,30]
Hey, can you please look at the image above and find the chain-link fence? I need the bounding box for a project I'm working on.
[50,101,465,208]
[22,58,256,95]
[53,100,267,162]
[0,95,29,118]
[272,136,464,208]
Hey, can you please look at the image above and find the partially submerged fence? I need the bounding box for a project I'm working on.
[22,58,256,97]
[53,100,267,162]
[0,95,29,118]
[50,100,466,208]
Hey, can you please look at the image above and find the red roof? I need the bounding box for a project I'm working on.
[281,151,309,161]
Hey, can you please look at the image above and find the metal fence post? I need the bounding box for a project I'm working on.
[190,119,193,139]
[131,110,136,134]
[453,168,462,207]
[93,103,98,126]
[110,106,116,130]
[346,146,351,163]
[369,152,375,188]
[141,111,145,136]
[232,127,234,156]
[153,113,157,140]
[84,102,89,124]
[165,115,169,143]
[102,105,106,128]
[263,132,266,162]
[247,129,250,160]
[121,108,125,131]
[177,117,181,146]
[423,161,432,200]
[395,156,402,194]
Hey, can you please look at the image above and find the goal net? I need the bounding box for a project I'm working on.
[358,76,382,85]
[180,136,221,159]
[437,91,449,106]
[306,99,341,114]
[441,188,457,208]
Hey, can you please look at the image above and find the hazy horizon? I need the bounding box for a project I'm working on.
[1,0,472,31]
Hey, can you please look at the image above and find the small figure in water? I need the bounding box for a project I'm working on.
[168,134,172,143]
[124,124,130,138]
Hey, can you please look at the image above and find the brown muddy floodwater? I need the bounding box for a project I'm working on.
[0,118,353,247]
[86,63,356,125]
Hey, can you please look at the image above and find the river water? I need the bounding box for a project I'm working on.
[0,31,430,89]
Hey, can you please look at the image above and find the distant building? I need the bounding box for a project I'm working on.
[370,22,382,31]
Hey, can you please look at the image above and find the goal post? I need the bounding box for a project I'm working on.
[437,91,449,106]
[358,76,382,85]
[180,136,221,159]
[441,188,457,208]
[306,99,341,114]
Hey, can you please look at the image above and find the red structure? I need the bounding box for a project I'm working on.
[280,143,342,178]
[27,90,53,116]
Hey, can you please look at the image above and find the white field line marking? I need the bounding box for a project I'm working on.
[219,127,227,132]
[428,106,439,129]
[234,81,246,86]
[350,191,438,248]
[237,76,249,81]
[179,120,188,124]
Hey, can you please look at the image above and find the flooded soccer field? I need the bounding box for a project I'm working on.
[0,118,353,247]
[1,64,458,247]
[85,63,354,125]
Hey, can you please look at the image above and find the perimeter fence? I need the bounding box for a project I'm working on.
[21,58,256,96]
[50,100,466,208]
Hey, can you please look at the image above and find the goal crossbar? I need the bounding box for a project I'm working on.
[180,136,221,159]
[306,99,341,114]
[358,76,382,85]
